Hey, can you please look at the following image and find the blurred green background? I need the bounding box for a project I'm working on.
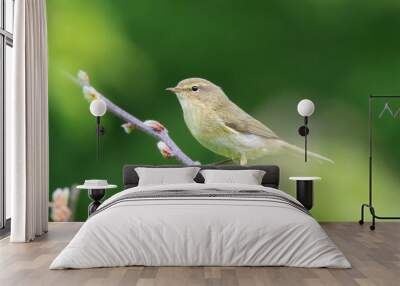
[47,0,400,222]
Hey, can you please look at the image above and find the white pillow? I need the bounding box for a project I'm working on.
[200,169,266,185]
[135,167,200,186]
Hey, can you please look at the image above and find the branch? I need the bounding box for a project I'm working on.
[68,70,198,165]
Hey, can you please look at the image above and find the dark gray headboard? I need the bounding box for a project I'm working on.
[123,165,280,189]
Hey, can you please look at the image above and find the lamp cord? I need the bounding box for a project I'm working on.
[304,116,308,162]
[96,116,100,161]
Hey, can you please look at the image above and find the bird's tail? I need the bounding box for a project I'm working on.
[280,141,334,164]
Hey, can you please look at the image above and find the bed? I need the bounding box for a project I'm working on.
[50,165,350,269]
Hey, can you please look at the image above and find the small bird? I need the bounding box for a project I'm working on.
[166,78,333,165]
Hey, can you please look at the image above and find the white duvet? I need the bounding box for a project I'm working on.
[50,183,350,269]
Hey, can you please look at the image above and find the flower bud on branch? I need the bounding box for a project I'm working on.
[157,141,173,158]
[144,120,166,133]
[121,122,135,134]
[83,86,97,102]
[78,70,90,85]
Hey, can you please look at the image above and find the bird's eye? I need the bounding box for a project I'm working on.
[191,86,199,92]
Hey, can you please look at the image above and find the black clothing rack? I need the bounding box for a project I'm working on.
[359,95,400,230]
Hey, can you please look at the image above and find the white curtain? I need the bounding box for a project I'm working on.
[7,0,49,242]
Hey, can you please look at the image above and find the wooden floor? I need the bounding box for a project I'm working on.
[0,223,399,286]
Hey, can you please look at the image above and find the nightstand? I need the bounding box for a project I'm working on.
[289,177,321,210]
[77,180,117,216]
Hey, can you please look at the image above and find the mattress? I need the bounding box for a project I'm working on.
[50,183,350,269]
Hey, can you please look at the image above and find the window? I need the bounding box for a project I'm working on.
[0,0,14,232]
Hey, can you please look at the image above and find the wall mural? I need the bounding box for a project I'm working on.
[48,0,400,222]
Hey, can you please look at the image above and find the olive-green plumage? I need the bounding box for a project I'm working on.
[167,78,333,165]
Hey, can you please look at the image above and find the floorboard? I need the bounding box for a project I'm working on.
[0,222,399,286]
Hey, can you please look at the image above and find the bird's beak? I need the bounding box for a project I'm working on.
[166,87,180,93]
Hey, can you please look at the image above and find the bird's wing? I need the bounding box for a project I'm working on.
[218,104,280,139]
